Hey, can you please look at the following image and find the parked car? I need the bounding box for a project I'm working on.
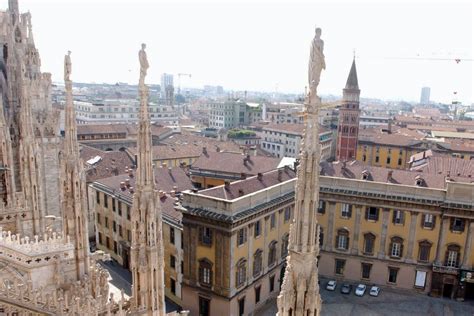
[355,284,367,296]
[326,280,337,291]
[340,283,352,294]
[369,286,381,297]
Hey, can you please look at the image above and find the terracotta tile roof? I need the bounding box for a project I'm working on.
[416,156,474,179]
[191,151,282,175]
[77,124,135,136]
[94,167,195,222]
[320,160,455,188]
[200,167,296,200]
[358,127,426,147]
[127,145,203,161]
[161,132,242,153]
[80,145,135,182]
[447,139,474,152]
[261,123,330,135]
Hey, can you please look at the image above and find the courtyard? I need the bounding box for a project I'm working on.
[258,279,474,316]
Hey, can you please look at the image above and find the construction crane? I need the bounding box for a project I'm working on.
[177,73,192,94]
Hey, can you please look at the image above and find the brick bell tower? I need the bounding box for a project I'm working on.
[336,58,360,161]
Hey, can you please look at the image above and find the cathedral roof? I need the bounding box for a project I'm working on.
[345,59,359,90]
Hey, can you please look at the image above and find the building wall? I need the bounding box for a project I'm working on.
[90,187,183,305]
[356,143,419,169]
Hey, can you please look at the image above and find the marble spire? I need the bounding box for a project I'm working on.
[277,28,324,316]
[61,51,90,279]
[130,43,166,315]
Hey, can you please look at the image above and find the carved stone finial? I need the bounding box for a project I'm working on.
[64,51,71,82]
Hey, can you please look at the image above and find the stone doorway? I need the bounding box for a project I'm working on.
[443,283,453,298]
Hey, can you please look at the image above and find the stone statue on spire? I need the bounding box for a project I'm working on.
[308,27,325,95]
[139,43,149,86]
[64,51,71,82]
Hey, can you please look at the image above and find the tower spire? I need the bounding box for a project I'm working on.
[277,28,323,316]
[130,43,166,315]
[62,51,90,279]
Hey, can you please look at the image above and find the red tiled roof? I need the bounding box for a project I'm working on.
[200,167,296,200]
[191,151,281,175]
[77,124,134,136]
[80,145,135,182]
[262,123,330,135]
[416,156,474,178]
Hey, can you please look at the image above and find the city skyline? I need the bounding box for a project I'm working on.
[3,0,472,104]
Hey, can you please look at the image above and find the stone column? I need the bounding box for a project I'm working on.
[461,220,474,269]
[435,216,449,265]
[351,205,362,255]
[377,208,390,259]
[325,202,336,252]
[406,212,418,262]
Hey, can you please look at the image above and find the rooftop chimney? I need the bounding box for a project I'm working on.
[168,166,173,174]
[125,178,130,187]
[257,173,263,181]
[202,147,208,155]
[128,169,134,178]
[387,170,393,182]
[159,190,165,198]
[120,182,126,190]
[278,169,283,181]
[224,180,231,190]
[216,146,220,153]
[238,189,245,196]
[129,186,134,194]
[170,190,176,197]
[240,172,246,179]
[162,162,167,169]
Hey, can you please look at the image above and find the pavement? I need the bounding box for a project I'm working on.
[257,278,474,316]
[100,259,182,313]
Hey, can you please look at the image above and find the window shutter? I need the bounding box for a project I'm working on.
[450,218,454,231]
[389,242,393,256]
[460,219,465,232]
[321,201,326,214]
[421,214,425,228]
[335,235,339,248]
[244,228,247,243]
[209,229,213,245]
[456,251,461,267]
[346,236,350,250]
[348,205,352,218]
[199,227,203,243]
[432,215,436,229]
[392,211,396,224]
[375,208,380,221]
[400,243,404,258]
[401,211,405,225]
[444,250,449,266]
[365,208,369,220]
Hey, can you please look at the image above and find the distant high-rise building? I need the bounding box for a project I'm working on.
[420,87,431,104]
[161,73,174,96]
[336,58,360,161]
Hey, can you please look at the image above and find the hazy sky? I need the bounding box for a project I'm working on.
[2,0,473,104]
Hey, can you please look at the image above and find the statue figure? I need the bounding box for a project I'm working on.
[139,43,149,85]
[64,51,71,82]
[308,28,325,92]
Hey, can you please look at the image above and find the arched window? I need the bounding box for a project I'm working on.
[363,233,376,255]
[236,258,247,288]
[389,236,404,259]
[253,249,263,277]
[281,234,289,258]
[418,240,432,262]
[268,240,278,266]
[198,258,213,287]
[445,244,461,268]
[335,228,349,251]
[317,225,324,247]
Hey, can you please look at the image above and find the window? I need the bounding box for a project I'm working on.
[318,200,326,214]
[362,154,366,162]
[254,221,261,238]
[117,202,122,216]
[119,225,123,237]
[341,204,352,218]
[104,196,108,208]
[386,157,391,164]
[238,297,245,316]
[96,191,100,204]
[270,213,276,229]
[200,227,213,246]
[361,263,372,279]
[375,156,380,163]
[106,237,110,249]
[113,220,116,232]
[445,244,460,268]
[388,267,399,283]
[268,241,277,266]
[335,259,346,275]
[170,278,176,295]
[98,232,103,245]
[336,229,349,251]
[389,236,404,258]
[127,230,131,242]
[170,255,176,269]
[112,198,116,212]
[97,213,101,224]
[236,259,247,287]
[422,214,435,229]
[114,241,118,253]
[284,207,291,222]
[363,233,375,255]
[237,228,247,246]
[269,275,275,292]
[199,259,212,286]
[418,241,432,262]
[255,286,261,304]
[398,158,402,166]
[253,249,263,277]
[170,227,175,244]
[451,218,465,233]
[281,234,289,258]
[392,210,404,225]
[127,206,131,220]
[365,207,379,221]
[318,225,324,247]
[105,217,109,228]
